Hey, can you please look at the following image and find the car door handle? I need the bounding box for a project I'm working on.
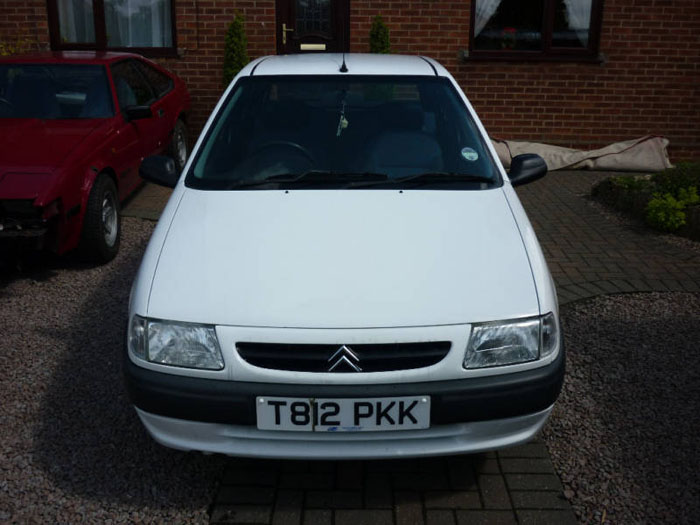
[157,108,165,118]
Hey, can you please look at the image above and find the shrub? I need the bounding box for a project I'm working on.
[0,37,30,56]
[223,13,249,87]
[645,186,699,232]
[652,162,700,195]
[369,15,390,54]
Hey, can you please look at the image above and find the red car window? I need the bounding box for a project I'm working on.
[0,64,113,119]
[134,60,173,99]
[111,60,155,109]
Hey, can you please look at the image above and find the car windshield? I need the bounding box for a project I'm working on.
[187,75,499,190]
[0,64,113,119]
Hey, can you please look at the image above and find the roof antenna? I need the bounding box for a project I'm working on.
[339,20,348,72]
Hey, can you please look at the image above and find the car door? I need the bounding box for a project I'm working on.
[110,60,161,194]
[132,59,176,155]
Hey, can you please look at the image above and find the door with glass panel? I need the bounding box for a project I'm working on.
[276,0,349,54]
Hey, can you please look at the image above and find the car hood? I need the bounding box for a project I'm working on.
[0,118,101,171]
[148,188,539,328]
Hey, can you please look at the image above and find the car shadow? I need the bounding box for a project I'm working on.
[1,246,103,290]
[31,231,224,512]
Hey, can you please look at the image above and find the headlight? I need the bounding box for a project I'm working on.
[128,315,224,370]
[464,312,559,369]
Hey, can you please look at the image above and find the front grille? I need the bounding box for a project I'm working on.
[236,341,452,373]
[0,199,44,231]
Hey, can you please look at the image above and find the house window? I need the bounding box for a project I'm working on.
[49,0,175,55]
[470,0,602,60]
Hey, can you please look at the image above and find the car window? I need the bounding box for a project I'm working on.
[0,64,113,119]
[134,60,173,99]
[187,75,498,190]
[111,60,155,109]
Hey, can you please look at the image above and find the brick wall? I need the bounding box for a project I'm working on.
[0,0,48,53]
[156,0,277,135]
[2,0,698,160]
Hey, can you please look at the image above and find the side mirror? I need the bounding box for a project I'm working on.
[508,154,548,187]
[124,105,152,121]
[140,155,179,188]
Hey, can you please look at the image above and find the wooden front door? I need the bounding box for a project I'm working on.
[276,0,350,54]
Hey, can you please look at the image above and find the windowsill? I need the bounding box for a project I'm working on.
[460,50,605,64]
[50,45,181,59]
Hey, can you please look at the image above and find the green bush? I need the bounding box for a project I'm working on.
[611,175,652,192]
[652,162,700,195]
[0,37,30,56]
[223,13,249,87]
[645,186,699,232]
[369,15,390,54]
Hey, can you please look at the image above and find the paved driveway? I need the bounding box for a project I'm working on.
[515,172,700,303]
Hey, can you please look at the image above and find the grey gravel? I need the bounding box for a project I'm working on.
[543,292,700,524]
[0,218,224,524]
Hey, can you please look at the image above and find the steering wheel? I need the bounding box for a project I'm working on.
[252,140,316,164]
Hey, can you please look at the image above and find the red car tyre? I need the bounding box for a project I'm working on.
[81,174,120,263]
[168,119,188,174]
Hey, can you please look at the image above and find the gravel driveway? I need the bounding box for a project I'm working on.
[546,293,700,524]
[0,218,221,523]
[1,216,699,523]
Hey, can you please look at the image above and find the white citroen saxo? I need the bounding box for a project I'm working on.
[125,54,563,459]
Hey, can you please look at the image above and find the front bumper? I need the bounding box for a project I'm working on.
[125,344,564,457]
[135,406,554,459]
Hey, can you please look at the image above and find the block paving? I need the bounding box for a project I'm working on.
[516,171,700,304]
[122,170,700,524]
[209,438,575,525]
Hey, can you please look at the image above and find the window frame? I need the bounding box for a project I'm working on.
[46,0,178,58]
[467,0,604,62]
[133,59,174,98]
[111,59,159,110]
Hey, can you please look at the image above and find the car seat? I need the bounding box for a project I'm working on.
[8,74,60,119]
[364,102,444,178]
[80,79,113,118]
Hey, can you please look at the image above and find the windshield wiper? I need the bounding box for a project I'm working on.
[227,170,389,189]
[347,172,494,189]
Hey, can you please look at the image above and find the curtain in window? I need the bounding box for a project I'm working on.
[57,0,95,43]
[105,0,172,47]
[474,0,503,36]
[563,0,592,45]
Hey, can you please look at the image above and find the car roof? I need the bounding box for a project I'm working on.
[247,53,448,77]
[0,51,143,65]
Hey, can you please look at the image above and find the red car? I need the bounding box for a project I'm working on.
[0,51,190,262]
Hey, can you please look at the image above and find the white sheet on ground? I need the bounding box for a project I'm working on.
[492,136,673,172]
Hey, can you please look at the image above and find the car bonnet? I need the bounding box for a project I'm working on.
[146,187,539,328]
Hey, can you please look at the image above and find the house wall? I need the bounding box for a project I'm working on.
[2,0,698,161]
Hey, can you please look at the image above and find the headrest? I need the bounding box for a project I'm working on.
[380,102,424,131]
[261,101,310,129]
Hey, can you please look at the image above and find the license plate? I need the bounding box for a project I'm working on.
[256,396,430,432]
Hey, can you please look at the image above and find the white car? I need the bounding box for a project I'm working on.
[125,54,563,459]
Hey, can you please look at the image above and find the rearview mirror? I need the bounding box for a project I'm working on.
[124,105,152,121]
[508,154,548,187]
[140,155,179,188]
